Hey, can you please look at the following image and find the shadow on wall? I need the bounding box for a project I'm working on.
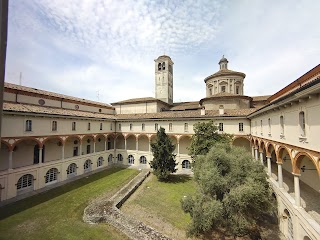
[0,166,128,220]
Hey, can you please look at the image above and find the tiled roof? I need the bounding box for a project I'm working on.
[111,97,160,105]
[204,69,246,82]
[199,94,252,105]
[3,102,115,119]
[116,108,256,120]
[4,82,114,109]
[170,101,200,111]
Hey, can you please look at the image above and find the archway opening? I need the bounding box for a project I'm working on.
[138,135,149,152]
[233,137,251,152]
[43,137,62,162]
[126,135,136,150]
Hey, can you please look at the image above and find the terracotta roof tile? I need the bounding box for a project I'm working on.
[111,97,161,105]
[3,102,115,119]
[4,82,113,109]
[170,101,200,110]
[251,95,271,101]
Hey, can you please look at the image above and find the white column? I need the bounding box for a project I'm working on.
[93,141,96,153]
[260,152,264,165]
[251,147,255,158]
[79,143,82,156]
[39,147,43,164]
[61,144,65,160]
[148,140,151,152]
[267,156,271,176]
[8,149,13,169]
[294,173,301,207]
[125,138,127,150]
[136,140,139,151]
[277,162,283,188]
[255,148,258,161]
[104,139,107,151]
[177,141,180,156]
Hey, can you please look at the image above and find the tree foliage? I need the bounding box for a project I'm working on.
[188,120,233,156]
[181,142,275,237]
[150,127,177,181]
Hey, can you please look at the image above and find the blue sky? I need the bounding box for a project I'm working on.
[5,0,320,103]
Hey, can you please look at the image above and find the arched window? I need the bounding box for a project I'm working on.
[128,155,134,165]
[97,157,104,167]
[140,156,147,164]
[17,174,34,193]
[117,154,123,162]
[182,160,191,169]
[299,111,306,137]
[84,159,92,172]
[108,154,113,163]
[280,116,284,135]
[155,123,158,131]
[142,123,145,131]
[67,163,77,177]
[25,120,32,131]
[284,209,293,240]
[162,62,165,70]
[130,123,133,131]
[268,118,271,134]
[158,63,161,71]
[45,168,58,184]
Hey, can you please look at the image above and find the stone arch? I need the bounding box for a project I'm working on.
[16,173,34,195]
[138,134,149,151]
[1,140,12,150]
[126,134,136,150]
[65,136,81,158]
[115,134,125,149]
[282,209,293,240]
[267,143,278,179]
[13,137,42,149]
[233,136,251,152]
[179,135,191,155]
[82,135,95,154]
[277,146,293,164]
[42,136,63,162]
[64,135,81,143]
[12,138,43,168]
[95,134,107,152]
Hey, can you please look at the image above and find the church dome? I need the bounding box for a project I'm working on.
[219,55,228,64]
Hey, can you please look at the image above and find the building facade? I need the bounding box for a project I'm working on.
[0,56,319,240]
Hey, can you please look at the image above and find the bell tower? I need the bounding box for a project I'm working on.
[155,55,174,104]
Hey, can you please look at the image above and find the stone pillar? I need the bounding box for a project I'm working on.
[277,162,283,188]
[267,156,271,176]
[104,138,107,151]
[136,139,139,151]
[8,149,13,169]
[79,143,82,156]
[61,144,65,160]
[93,141,96,153]
[39,147,43,164]
[148,140,151,153]
[125,138,127,150]
[260,151,264,165]
[251,147,255,158]
[177,140,180,156]
[255,148,258,161]
[294,173,301,207]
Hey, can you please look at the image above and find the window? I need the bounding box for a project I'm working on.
[184,123,188,132]
[97,157,104,167]
[209,88,212,95]
[17,174,34,192]
[72,122,76,131]
[25,120,32,131]
[100,123,103,130]
[84,159,92,172]
[236,86,240,94]
[162,62,165,70]
[280,116,284,135]
[155,123,158,131]
[299,111,306,137]
[128,155,134,165]
[221,86,226,92]
[45,168,58,184]
[86,145,91,154]
[239,122,244,132]
[182,160,191,169]
[110,123,113,130]
[67,163,77,177]
[268,118,271,133]
[142,123,145,131]
[73,146,78,156]
[260,120,263,134]
[219,123,223,132]
[88,122,91,130]
[158,63,161,71]
[130,123,133,131]
[117,154,123,162]
[108,154,113,163]
[52,121,57,131]
[169,123,173,132]
[118,123,121,130]
[140,156,147,164]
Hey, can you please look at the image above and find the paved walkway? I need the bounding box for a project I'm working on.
[83,170,171,240]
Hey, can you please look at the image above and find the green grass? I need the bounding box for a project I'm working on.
[128,174,196,230]
[0,167,138,240]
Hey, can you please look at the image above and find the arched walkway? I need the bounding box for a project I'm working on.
[43,137,62,162]
[126,135,136,150]
[65,136,81,158]
[95,135,106,152]
[115,135,125,149]
[233,137,251,152]
[12,139,42,168]
[138,135,149,151]
[179,136,191,155]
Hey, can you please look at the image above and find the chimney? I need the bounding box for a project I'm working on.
[219,105,224,115]
[201,108,205,116]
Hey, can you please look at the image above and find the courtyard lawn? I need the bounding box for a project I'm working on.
[0,167,138,240]
[122,174,196,230]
